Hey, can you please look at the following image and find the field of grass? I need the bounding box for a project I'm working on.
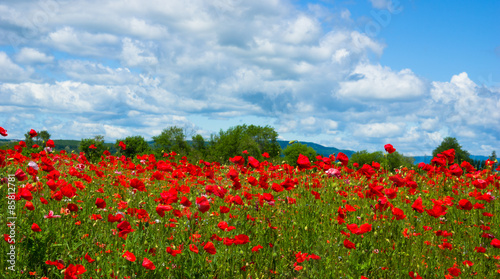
[1,144,499,278]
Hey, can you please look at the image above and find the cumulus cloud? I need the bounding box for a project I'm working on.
[59,60,140,85]
[338,63,426,100]
[120,38,158,67]
[15,48,54,64]
[44,26,119,57]
[353,122,404,138]
[0,52,33,82]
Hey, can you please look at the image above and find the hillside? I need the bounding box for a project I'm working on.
[277,140,355,157]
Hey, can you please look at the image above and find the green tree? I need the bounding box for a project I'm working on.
[386,151,415,170]
[432,137,472,164]
[24,131,35,148]
[115,136,151,158]
[283,142,317,166]
[489,150,497,161]
[207,125,281,163]
[79,135,106,162]
[349,150,384,168]
[36,130,51,145]
[152,126,190,157]
[190,134,208,161]
[349,150,414,171]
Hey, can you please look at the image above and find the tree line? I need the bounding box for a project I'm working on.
[13,126,498,170]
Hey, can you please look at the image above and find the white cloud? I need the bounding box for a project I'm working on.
[59,60,140,85]
[338,63,426,100]
[15,48,54,64]
[283,15,321,44]
[368,0,401,13]
[431,72,500,128]
[353,122,404,138]
[0,52,33,82]
[120,38,158,67]
[45,26,119,56]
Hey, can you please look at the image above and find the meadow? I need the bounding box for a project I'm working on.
[1,139,499,278]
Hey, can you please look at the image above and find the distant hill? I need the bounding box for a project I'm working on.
[413,155,492,165]
[277,140,355,157]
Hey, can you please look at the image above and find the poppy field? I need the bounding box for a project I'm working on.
[1,137,500,278]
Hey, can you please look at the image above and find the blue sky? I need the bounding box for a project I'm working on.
[0,0,498,156]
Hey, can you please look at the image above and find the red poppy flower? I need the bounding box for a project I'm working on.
[234,234,250,245]
[95,198,106,209]
[130,178,145,192]
[166,246,182,257]
[474,246,486,253]
[196,196,210,213]
[204,241,217,254]
[447,267,461,277]
[252,245,263,252]
[0,127,8,137]
[411,197,424,213]
[122,251,136,262]
[297,154,311,170]
[343,238,356,249]
[457,199,473,210]
[217,221,228,231]
[67,203,79,212]
[462,260,473,267]
[248,156,260,168]
[64,264,86,278]
[384,144,396,154]
[142,257,155,270]
[89,144,97,149]
[85,253,95,263]
[189,244,199,254]
[4,234,12,243]
[46,139,55,148]
[472,179,488,189]
[119,141,126,150]
[219,206,230,214]
[384,188,398,199]
[117,220,134,238]
[25,201,35,211]
[31,223,41,232]
[180,196,192,207]
[336,152,349,166]
[15,169,28,182]
[392,207,406,220]
[45,260,65,270]
[107,213,123,223]
[155,204,173,217]
[27,129,37,138]
[491,238,500,248]
[426,204,447,218]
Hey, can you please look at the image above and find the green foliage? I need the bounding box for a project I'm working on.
[283,142,317,166]
[115,135,151,158]
[207,124,281,162]
[190,134,208,161]
[23,130,50,148]
[152,126,191,157]
[350,150,415,171]
[386,151,415,170]
[79,136,106,162]
[349,150,384,168]
[432,137,472,164]
[24,132,35,148]
[36,130,51,146]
